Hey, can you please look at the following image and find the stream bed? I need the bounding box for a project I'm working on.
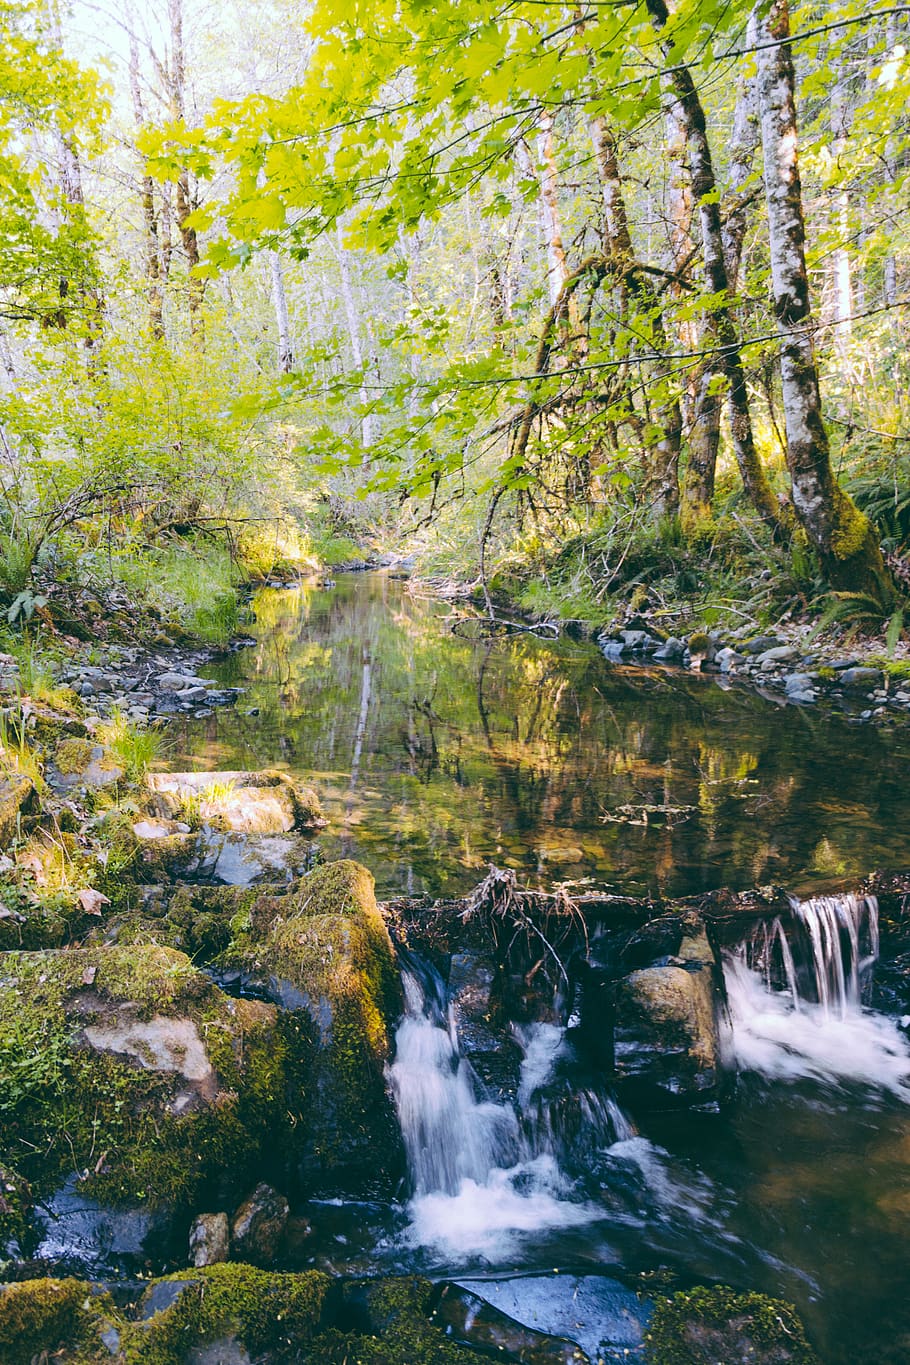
[170,574,910,1364]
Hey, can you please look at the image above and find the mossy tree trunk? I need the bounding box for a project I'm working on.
[590,116,681,519]
[683,19,761,523]
[755,0,894,604]
[646,0,784,537]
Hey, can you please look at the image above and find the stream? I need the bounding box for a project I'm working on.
[171,573,910,1364]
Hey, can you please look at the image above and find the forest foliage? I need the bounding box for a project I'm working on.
[0,0,909,628]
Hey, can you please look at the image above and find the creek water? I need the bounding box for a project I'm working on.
[173,574,910,1364]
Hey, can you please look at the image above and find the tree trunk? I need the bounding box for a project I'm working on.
[167,0,204,339]
[128,33,165,340]
[535,112,571,310]
[646,0,783,534]
[590,117,681,518]
[830,52,853,368]
[755,0,892,602]
[268,252,294,373]
[337,225,375,449]
[685,20,762,523]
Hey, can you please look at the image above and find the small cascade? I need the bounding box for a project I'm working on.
[726,891,910,1094]
[388,958,632,1259]
[387,969,520,1197]
[742,892,879,1016]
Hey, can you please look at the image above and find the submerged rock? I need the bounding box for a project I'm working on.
[148,770,325,834]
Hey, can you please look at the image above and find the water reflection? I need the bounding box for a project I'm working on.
[172,573,910,898]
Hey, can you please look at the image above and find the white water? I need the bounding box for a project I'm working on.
[725,892,910,1095]
[388,966,630,1260]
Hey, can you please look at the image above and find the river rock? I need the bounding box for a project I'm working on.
[757,645,799,669]
[189,1212,230,1266]
[0,944,285,1273]
[839,666,885,690]
[433,1282,593,1362]
[613,914,729,1109]
[739,635,785,656]
[147,770,324,833]
[715,646,742,672]
[452,1273,651,1362]
[653,636,685,662]
[231,1183,289,1264]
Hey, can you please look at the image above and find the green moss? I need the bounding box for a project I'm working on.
[226,861,400,1176]
[53,737,97,775]
[126,1263,329,1363]
[868,655,910,682]
[687,632,711,655]
[311,1276,481,1365]
[0,1277,119,1365]
[830,488,874,563]
[645,1286,819,1364]
[0,1163,30,1248]
[815,666,838,682]
[0,772,36,848]
[0,946,284,1208]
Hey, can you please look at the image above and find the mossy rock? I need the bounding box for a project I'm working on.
[128,1263,329,1363]
[0,772,37,849]
[0,945,285,1216]
[97,812,201,883]
[0,1163,31,1251]
[168,883,291,960]
[227,861,403,1191]
[0,1277,121,1365]
[48,738,124,795]
[312,1276,482,1364]
[645,1286,820,1364]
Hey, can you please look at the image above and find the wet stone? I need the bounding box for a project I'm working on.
[189,1212,230,1267]
[450,1273,651,1362]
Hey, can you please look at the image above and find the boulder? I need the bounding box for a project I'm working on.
[757,645,799,669]
[148,770,324,834]
[227,860,403,1192]
[0,944,285,1271]
[0,1278,123,1365]
[613,914,729,1109]
[433,1282,591,1362]
[47,739,123,793]
[132,1265,328,1362]
[839,666,885,691]
[450,1273,652,1363]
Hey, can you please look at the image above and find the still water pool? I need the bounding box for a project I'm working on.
[173,571,910,900]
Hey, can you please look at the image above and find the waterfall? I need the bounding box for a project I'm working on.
[388,970,520,1197]
[724,892,910,1094]
[387,959,631,1260]
[742,892,879,1016]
